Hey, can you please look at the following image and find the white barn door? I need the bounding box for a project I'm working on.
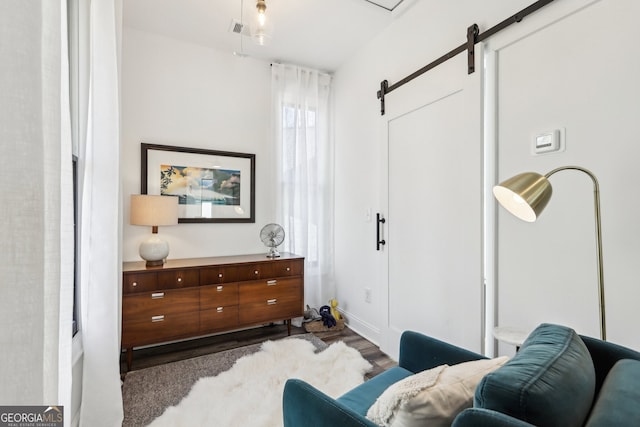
[381,51,484,358]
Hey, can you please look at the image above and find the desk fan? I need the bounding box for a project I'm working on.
[260,223,285,258]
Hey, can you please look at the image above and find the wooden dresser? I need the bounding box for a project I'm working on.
[121,253,304,370]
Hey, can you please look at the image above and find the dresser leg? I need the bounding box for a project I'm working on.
[127,348,133,371]
[287,319,291,336]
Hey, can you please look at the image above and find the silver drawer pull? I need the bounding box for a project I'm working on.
[132,282,138,287]
[254,270,259,275]
[267,280,277,286]
[217,307,224,313]
[217,285,224,291]
[267,299,277,305]
[151,292,165,299]
[218,273,223,278]
[151,315,165,322]
[286,267,291,271]
[177,277,182,282]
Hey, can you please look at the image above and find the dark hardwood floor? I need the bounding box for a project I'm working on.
[120,323,396,380]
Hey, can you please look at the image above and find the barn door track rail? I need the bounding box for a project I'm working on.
[377,0,555,115]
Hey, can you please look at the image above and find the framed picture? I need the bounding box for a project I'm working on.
[141,143,255,223]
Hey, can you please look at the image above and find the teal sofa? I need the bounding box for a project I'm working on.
[283,330,487,426]
[454,323,640,426]
[282,324,640,426]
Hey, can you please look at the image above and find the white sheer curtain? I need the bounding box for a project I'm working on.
[271,64,335,309]
[0,0,74,416]
[77,0,124,425]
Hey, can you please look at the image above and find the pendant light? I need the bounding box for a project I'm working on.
[256,0,267,26]
[254,0,271,46]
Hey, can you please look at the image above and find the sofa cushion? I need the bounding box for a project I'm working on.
[585,359,640,427]
[366,356,509,427]
[337,366,414,416]
[474,323,595,427]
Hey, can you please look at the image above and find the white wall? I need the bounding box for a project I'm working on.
[332,0,530,344]
[121,29,275,261]
[491,0,640,351]
[333,0,640,350]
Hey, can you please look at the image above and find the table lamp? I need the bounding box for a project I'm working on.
[493,166,606,340]
[130,194,179,267]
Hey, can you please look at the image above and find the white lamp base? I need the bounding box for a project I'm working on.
[139,235,170,267]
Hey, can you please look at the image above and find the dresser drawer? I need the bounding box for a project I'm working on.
[200,266,239,285]
[237,263,276,281]
[157,269,199,289]
[239,299,302,325]
[123,288,200,320]
[239,277,302,304]
[239,277,302,324]
[200,283,238,309]
[200,305,239,332]
[123,272,158,294]
[270,259,304,278]
[122,312,199,347]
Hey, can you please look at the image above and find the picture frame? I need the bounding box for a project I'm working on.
[141,143,255,223]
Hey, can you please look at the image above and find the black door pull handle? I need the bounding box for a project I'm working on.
[376,213,386,251]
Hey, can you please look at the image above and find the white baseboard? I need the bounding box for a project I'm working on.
[340,309,381,346]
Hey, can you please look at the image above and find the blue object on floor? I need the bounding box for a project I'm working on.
[319,305,336,328]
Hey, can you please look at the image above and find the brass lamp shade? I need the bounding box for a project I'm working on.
[492,172,553,222]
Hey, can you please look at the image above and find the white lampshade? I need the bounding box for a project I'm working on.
[130,195,178,266]
[130,194,179,226]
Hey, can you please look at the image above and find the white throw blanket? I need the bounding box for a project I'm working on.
[148,338,372,427]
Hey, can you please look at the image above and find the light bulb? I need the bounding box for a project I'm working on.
[256,0,267,27]
[512,194,525,204]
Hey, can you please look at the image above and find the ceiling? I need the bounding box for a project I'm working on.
[123,0,415,72]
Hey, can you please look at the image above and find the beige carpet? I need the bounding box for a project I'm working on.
[122,334,327,426]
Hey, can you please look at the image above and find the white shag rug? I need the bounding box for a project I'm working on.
[148,338,372,427]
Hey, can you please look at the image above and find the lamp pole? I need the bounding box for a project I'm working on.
[544,166,606,340]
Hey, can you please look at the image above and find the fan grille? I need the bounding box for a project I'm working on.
[260,224,285,258]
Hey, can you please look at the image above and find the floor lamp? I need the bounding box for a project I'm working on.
[493,166,606,340]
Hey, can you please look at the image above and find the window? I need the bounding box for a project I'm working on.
[72,155,79,336]
[68,0,86,336]
[281,104,319,263]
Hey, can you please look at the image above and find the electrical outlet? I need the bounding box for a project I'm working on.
[364,288,372,303]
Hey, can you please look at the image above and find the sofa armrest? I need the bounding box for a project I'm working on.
[283,379,378,427]
[580,335,640,393]
[452,408,536,427]
[399,331,486,373]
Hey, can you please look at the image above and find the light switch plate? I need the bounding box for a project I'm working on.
[532,128,565,155]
